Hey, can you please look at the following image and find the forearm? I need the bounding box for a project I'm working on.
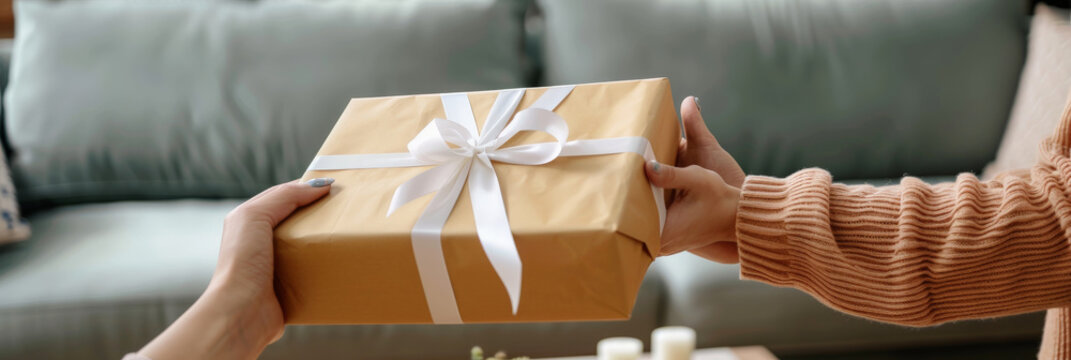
[736,168,1071,326]
[131,180,328,360]
[138,280,277,360]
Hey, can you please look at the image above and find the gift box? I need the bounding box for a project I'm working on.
[275,78,680,324]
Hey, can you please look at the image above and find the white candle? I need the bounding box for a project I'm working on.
[651,326,696,360]
[597,337,643,360]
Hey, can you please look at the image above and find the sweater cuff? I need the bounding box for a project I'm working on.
[735,169,833,288]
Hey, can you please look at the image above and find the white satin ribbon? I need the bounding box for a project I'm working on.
[307,86,666,324]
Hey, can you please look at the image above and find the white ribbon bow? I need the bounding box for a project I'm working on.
[307,86,666,324]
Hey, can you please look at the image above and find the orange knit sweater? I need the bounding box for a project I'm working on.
[735,95,1071,359]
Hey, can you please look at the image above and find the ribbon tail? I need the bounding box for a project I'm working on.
[388,161,463,216]
[478,88,526,144]
[467,155,523,314]
[410,159,472,324]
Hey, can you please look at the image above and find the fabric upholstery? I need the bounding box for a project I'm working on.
[538,0,1027,179]
[4,0,527,206]
[0,200,231,359]
[983,4,1071,179]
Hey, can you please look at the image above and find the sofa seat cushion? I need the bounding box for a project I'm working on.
[0,200,232,309]
[0,200,664,359]
[0,200,232,358]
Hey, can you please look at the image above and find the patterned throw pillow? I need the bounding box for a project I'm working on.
[0,146,29,244]
[983,4,1071,179]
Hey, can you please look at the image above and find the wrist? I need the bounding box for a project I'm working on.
[720,184,741,243]
[138,282,278,360]
[202,275,283,349]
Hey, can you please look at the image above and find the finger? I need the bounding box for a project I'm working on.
[680,96,720,149]
[658,232,694,256]
[246,179,301,204]
[645,161,716,190]
[689,241,740,264]
[233,178,334,228]
[676,137,690,168]
[270,327,285,344]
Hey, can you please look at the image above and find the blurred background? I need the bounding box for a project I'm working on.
[0,0,1069,359]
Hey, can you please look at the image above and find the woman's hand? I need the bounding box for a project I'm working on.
[645,97,745,263]
[672,97,746,188]
[137,178,333,360]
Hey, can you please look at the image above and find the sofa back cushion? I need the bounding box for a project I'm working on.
[5,0,526,206]
[539,0,1027,179]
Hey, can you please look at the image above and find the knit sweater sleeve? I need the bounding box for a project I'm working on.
[735,98,1071,327]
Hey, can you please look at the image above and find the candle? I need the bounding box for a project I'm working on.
[597,337,643,360]
[651,326,696,360]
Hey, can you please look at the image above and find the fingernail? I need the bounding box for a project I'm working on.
[693,96,701,111]
[650,161,661,173]
[306,178,334,187]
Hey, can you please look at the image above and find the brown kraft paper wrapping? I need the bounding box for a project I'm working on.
[275,78,680,324]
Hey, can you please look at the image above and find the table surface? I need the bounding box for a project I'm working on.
[535,346,778,360]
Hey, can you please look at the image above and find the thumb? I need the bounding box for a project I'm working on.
[645,161,714,190]
[681,96,721,149]
[233,178,334,228]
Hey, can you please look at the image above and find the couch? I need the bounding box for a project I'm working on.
[0,0,1046,359]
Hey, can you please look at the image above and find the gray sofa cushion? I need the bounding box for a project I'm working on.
[0,200,665,359]
[539,0,1027,179]
[5,0,526,206]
